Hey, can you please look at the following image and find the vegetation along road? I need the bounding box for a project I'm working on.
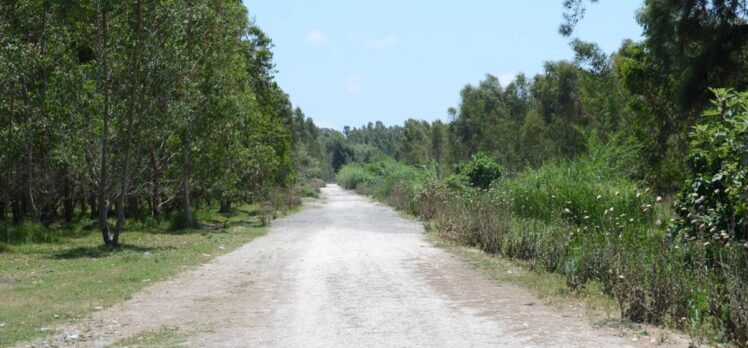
[24,185,688,347]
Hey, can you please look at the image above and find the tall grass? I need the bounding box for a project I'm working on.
[338,134,748,346]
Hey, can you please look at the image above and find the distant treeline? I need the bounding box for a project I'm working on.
[339,0,748,193]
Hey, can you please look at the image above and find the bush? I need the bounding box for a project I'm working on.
[669,89,748,344]
[170,211,199,231]
[672,88,748,242]
[299,186,319,198]
[336,165,374,190]
[456,152,504,189]
[5,222,58,244]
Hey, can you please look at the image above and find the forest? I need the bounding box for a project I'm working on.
[1,0,748,346]
[0,1,326,246]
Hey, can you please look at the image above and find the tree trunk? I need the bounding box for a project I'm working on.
[182,130,194,227]
[127,196,141,220]
[11,193,21,225]
[112,0,143,246]
[150,150,162,220]
[89,188,97,220]
[2,195,7,244]
[23,110,37,222]
[78,183,87,219]
[63,172,73,223]
[220,198,231,214]
[181,0,196,228]
[97,4,112,246]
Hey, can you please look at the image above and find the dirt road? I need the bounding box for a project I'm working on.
[30,185,685,347]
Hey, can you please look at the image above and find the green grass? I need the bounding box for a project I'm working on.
[425,230,684,344]
[0,204,269,347]
[109,326,188,347]
[340,139,746,345]
[426,230,617,315]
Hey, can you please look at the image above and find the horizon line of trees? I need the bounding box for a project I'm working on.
[339,0,748,193]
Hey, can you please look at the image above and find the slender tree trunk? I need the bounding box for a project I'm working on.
[149,149,162,220]
[77,183,86,219]
[182,130,194,227]
[3,204,7,244]
[181,1,195,228]
[37,0,49,223]
[11,192,21,225]
[1,188,7,243]
[97,4,112,246]
[220,198,231,214]
[63,171,73,222]
[112,0,143,246]
[23,104,37,222]
[89,188,97,220]
[127,196,141,220]
[2,191,8,244]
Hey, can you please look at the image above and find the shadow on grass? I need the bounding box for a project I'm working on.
[51,243,174,260]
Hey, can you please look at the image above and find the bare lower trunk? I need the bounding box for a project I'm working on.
[97,5,112,246]
[63,172,73,222]
[182,130,194,227]
[25,143,37,222]
[220,198,231,214]
[127,196,141,220]
[1,193,8,244]
[150,150,162,220]
[11,193,21,225]
[89,188,97,220]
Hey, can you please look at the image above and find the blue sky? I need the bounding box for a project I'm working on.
[243,1,644,130]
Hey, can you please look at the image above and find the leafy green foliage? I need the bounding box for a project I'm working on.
[0,2,297,245]
[673,89,748,242]
[336,165,374,190]
[456,153,504,189]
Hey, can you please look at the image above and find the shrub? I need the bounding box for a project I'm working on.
[170,211,199,231]
[669,89,748,344]
[456,152,504,189]
[336,165,374,190]
[4,222,59,244]
[672,88,748,242]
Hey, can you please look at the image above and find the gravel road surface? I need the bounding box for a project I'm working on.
[28,185,686,347]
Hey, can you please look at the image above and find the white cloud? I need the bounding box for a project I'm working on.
[305,29,329,46]
[368,34,397,50]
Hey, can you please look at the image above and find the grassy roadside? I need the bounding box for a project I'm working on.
[0,204,289,347]
[423,229,689,346]
[423,230,617,314]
